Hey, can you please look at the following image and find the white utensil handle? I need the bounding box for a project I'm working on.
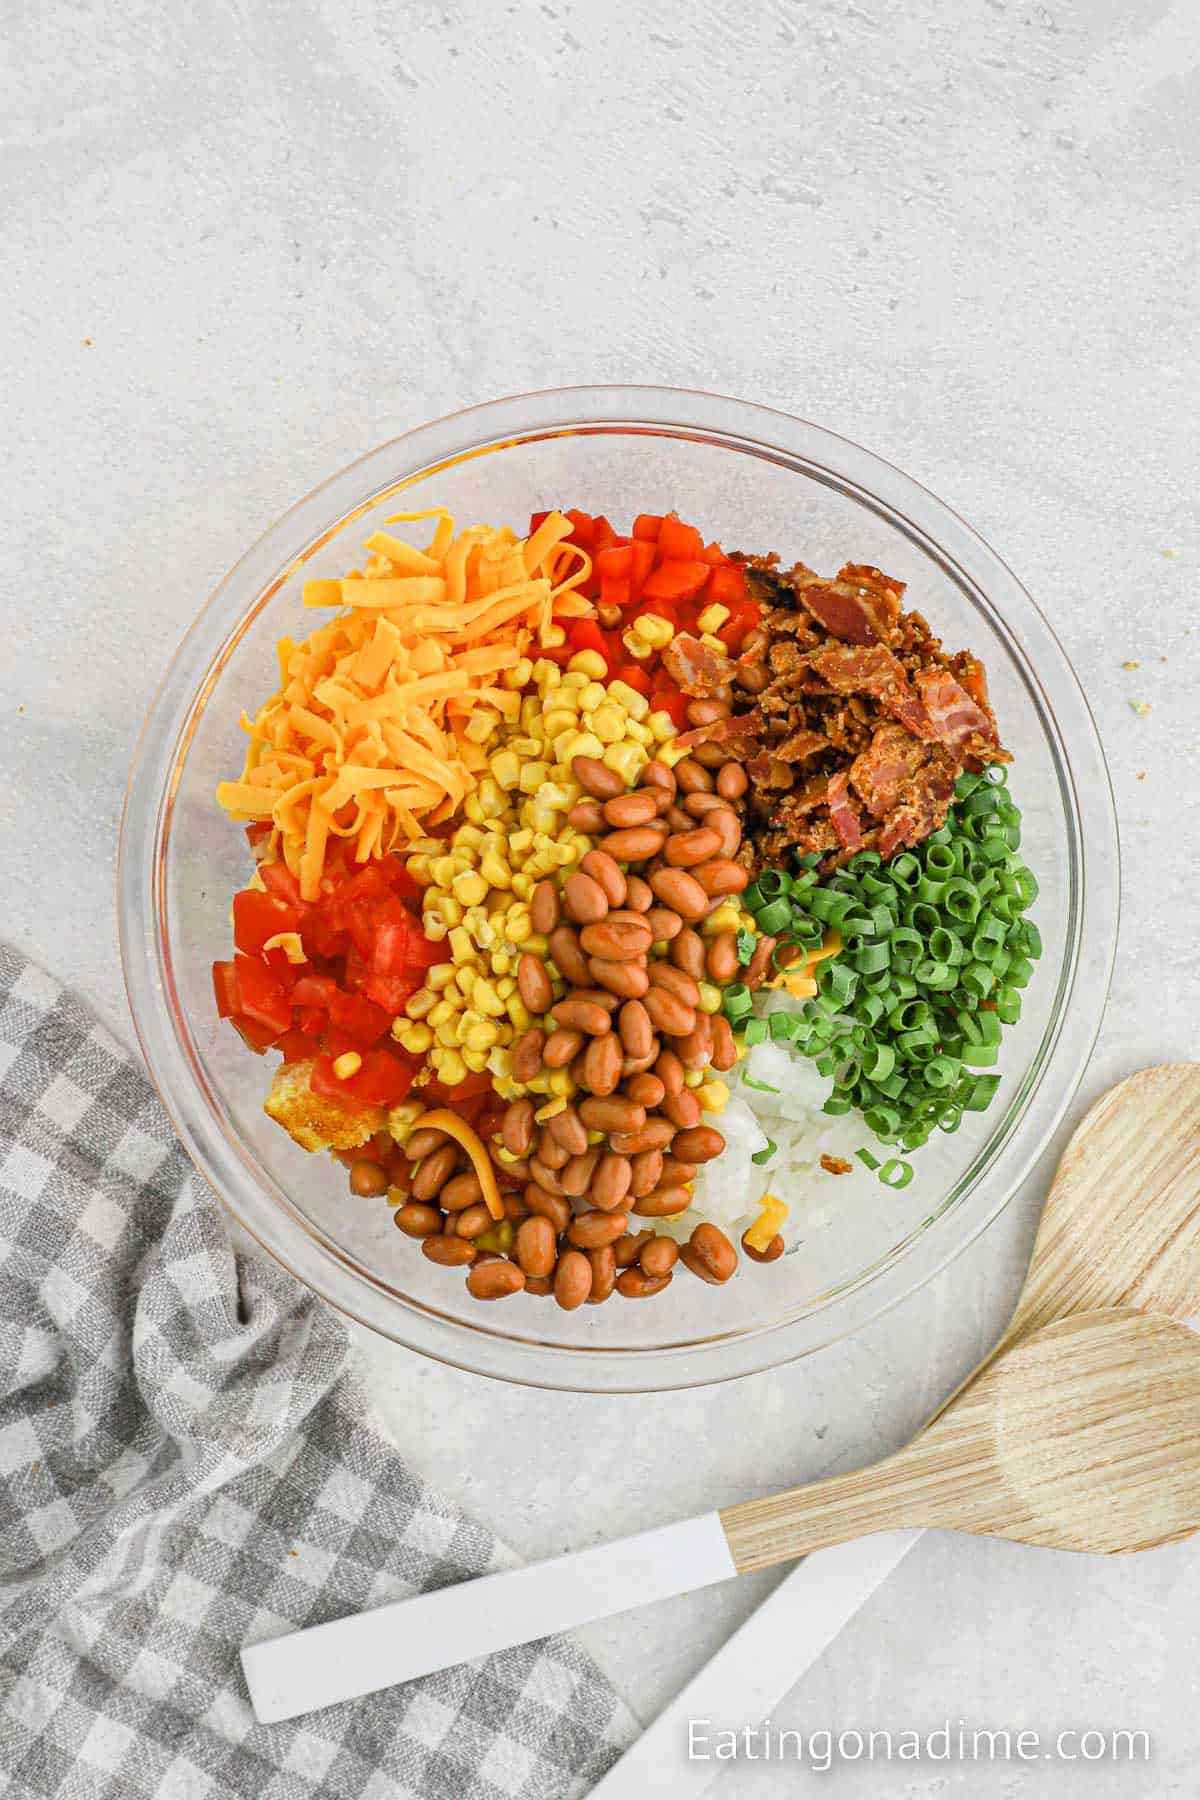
[590,1530,923,1799]
[241,1511,737,1724]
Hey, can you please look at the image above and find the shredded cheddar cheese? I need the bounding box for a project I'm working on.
[216,509,594,900]
[416,1110,504,1221]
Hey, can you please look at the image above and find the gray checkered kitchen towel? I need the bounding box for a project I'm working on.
[0,945,635,1799]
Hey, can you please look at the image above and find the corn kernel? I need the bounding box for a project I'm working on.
[603,740,647,784]
[659,738,690,767]
[475,1220,515,1254]
[510,872,532,900]
[474,980,506,1018]
[534,1096,567,1122]
[624,718,652,745]
[590,705,625,743]
[451,823,485,853]
[439,1049,468,1085]
[427,999,455,1029]
[518,761,551,794]
[586,1128,605,1146]
[489,749,521,791]
[331,1051,361,1080]
[683,1067,704,1088]
[607,680,650,721]
[524,1071,551,1095]
[427,964,457,991]
[541,624,566,648]
[507,995,532,1031]
[405,987,437,1019]
[620,631,652,660]
[497,976,517,999]
[632,612,674,648]
[506,907,532,943]
[395,1022,433,1054]
[448,927,474,964]
[547,1068,575,1097]
[435,1021,459,1048]
[542,709,576,740]
[477,776,506,819]
[490,951,512,976]
[463,1049,490,1073]
[567,648,608,679]
[699,632,725,653]
[465,709,499,744]
[706,903,742,934]
[503,656,533,689]
[647,709,678,743]
[697,981,723,1015]
[462,795,486,824]
[478,852,511,890]
[430,854,456,888]
[697,1078,730,1113]
[561,730,605,765]
[532,659,562,689]
[697,603,730,634]
[465,1022,499,1053]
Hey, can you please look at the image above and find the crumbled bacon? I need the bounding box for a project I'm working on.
[724,552,1008,876]
[661,634,735,696]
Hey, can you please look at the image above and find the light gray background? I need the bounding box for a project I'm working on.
[3,0,1198,1793]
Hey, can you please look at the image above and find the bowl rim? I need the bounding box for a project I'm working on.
[118,383,1120,1392]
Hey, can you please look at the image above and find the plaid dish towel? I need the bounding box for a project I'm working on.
[0,944,635,1799]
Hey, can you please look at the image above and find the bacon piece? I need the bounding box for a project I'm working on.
[672,714,760,756]
[791,564,903,646]
[914,668,998,748]
[807,643,907,698]
[747,754,796,790]
[826,771,863,850]
[849,723,931,817]
[661,634,736,696]
[774,726,828,764]
[877,756,958,856]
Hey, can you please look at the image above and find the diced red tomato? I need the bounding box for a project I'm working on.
[232,1015,280,1054]
[327,989,391,1046]
[657,515,705,561]
[422,1071,493,1105]
[650,687,690,729]
[706,563,747,605]
[276,1028,320,1064]
[234,956,293,1037]
[212,961,240,1020]
[296,1005,326,1036]
[642,559,710,603]
[613,663,651,698]
[311,1047,421,1108]
[360,972,420,1013]
[233,889,304,958]
[595,544,632,581]
[259,860,305,907]
[632,514,662,541]
[528,509,552,533]
[291,974,337,1010]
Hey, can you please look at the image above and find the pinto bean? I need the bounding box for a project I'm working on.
[654,1049,686,1097]
[548,925,591,985]
[640,1236,679,1278]
[545,1103,588,1157]
[515,1214,558,1278]
[671,1125,726,1164]
[616,1268,673,1298]
[525,1275,554,1295]
[554,1249,593,1310]
[641,760,677,799]
[742,1230,786,1264]
[665,804,695,833]
[629,1146,664,1197]
[467,1260,525,1300]
[736,662,768,694]
[572,754,624,799]
[530,1152,567,1191]
[663,1087,703,1130]
[648,961,701,1009]
[348,1158,389,1197]
[632,1185,692,1218]
[581,1030,623,1096]
[649,866,709,920]
[705,932,740,983]
[440,1171,484,1211]
[744,935,777,990]
[614,1228,655,1268]
[588,956,649,999]
[568,1210,628,1249]
[683,790,726,819]
[453,1202,493,1239]
[524,1185,571,1234]
[580,849,627,908]
[663,826,723,868]
[567,798,605,832]
[625,1071,665,1109]
[560,1146,601,1197]
[403,1126,449,1162]
[551,997,612,1035]
[623,873,654,912]
[501,1098,535,1158]
[710,1014,737,1072]
[411,1143,460,1201]
[512,1027,547,1082]
[603,790,660,829]
[621,1042,661,1078]
[681,1222,738,1283]
[685,697,731,726]
[659,1156,698,1185]
[394,1202,442,1238]
[517,951,553,1015]
[422,1234,477,1267]
[692,741,728,769]
[674,757,714,795]
[675,1014,714,1070]
[601,826,668,863]
[570,987,620,1012]
[716,762,749,800]
[609,1117,676,1156]
[693,858,749,897]
[580,918,652,962]
[585,1243,617,1303]
[543,1027,585,1068]
[645,907,683,944]
[591,1151,633,1211]
[617,998,654,1061]
[503,1190,531,1222]
[578,1095,646,1135]
[530,879,561,935]
[642,985,698,1038]
[562,870,610,925]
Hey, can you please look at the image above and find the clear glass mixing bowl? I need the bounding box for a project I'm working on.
[119,387,1119,1391]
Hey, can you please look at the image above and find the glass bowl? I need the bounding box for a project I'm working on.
[119,387,1119,1392]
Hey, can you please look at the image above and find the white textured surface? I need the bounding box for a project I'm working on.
[3,0,1198,1794]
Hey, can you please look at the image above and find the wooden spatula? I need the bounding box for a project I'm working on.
[244,1306,1200,1720]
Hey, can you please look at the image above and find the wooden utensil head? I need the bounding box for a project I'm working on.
[1010,1064,1200,1339]
[915,1308,1200,1554]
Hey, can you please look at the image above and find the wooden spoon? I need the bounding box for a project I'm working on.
[244,1307,1200,1719]
[924,1063,1200,1428]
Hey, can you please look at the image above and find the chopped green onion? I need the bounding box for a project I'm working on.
[743,1072,780,1093]
[855,1146,881,1170]
[751,1139,777,1166]
[736,928,757,966]
[754,898,793,936]
[742,1018,769,1045]
[879,1158,914,1189]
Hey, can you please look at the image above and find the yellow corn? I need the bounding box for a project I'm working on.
[706,903,742,934]
[697,981,723,1015]
[647,709,678,743]
[331,1051,361,1080]
[621,631,652,660]
[438,1048,468,1086]
[534,1096,567,1122]
[489,749,521,791]
[567,648,608,679]
[502,656,533,689]
[631,612,674,648]
[473,979,506,1018]
[683,1067,704,1089]
[547,1068,575,1098]
[394,1022,433,1054]
[590,704,625,744]
[404,987,437,1019]
[462,1049,490,1073]
[603,740,647,784]
[697,1078,730,1113]
[697,602,730,634]
[464,709,499,744]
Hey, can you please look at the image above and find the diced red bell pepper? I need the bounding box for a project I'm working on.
[701,540,729,566]
[212,960,241,1019]
[233,889,304,958]
[234,956,293,1037]
[590,514,618,555]
[568,618,609,662]
[642,559,710,603]
[327,988,391,1046]
[600,575,630,612]
[657,515,705,561]
[628,539,655,598]
[632,514,662,541]
[595,544,632,581]
[565,509,595,546]
[705,563,748,605]
[528,509,552,533]
[650,687,690,729]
